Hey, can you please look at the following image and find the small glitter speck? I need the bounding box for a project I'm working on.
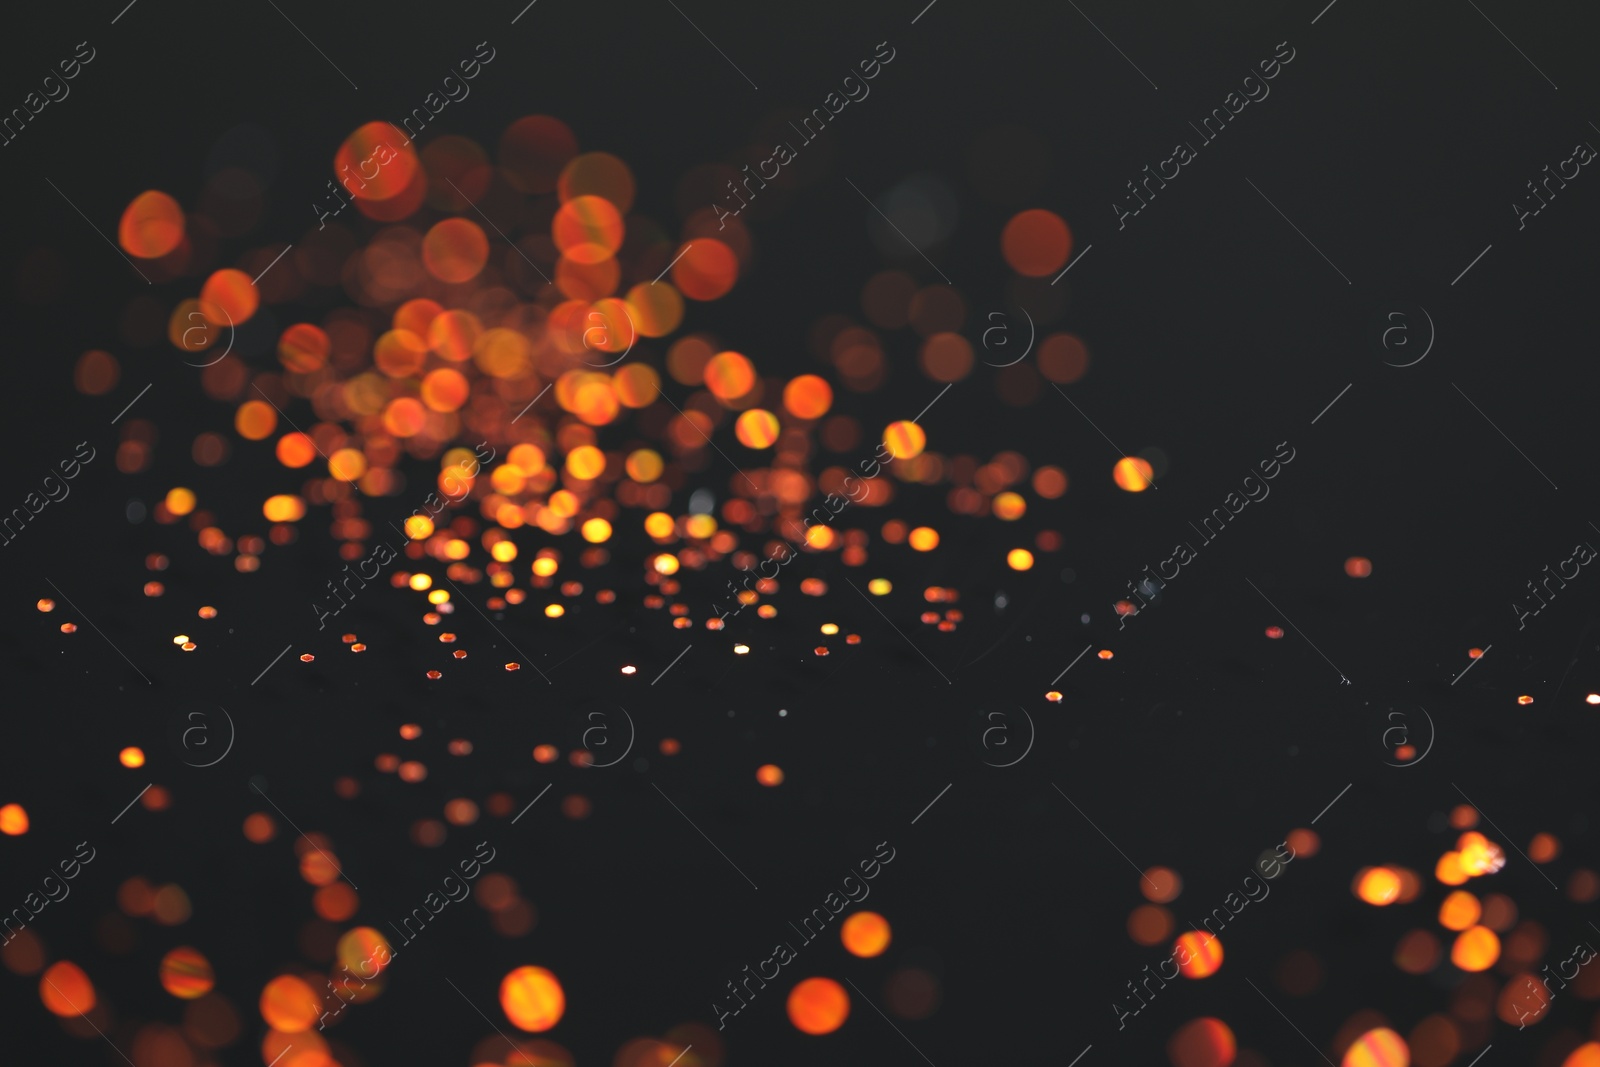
[504,663,520,671]
[300,653,315,662]
[426,670,442,680]
[452,650,467,659]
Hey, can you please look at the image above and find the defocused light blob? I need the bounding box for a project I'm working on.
[1167,1017,1236,1067]
[841,912,891,958]
[501,966,566,1031]
[1341,1027,1408,1067]
[120,191,185,259]
[786,977,849,1034]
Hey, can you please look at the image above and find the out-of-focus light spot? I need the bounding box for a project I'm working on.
[1562,1044,1600,1067]
[1517,694,1534,705]
[262,495,305,523]
[1141,867,1182,903]
[1265,625,1284,639]
[787,977,849,1034]
[500,966,565,1031]
[884,420,926,460]
[159,947,215,999]
[1457,831,1505,876]
[1045,691,1063,703]
[581,517,612,543]
[1435,851,1468,886]
[1341,1027,1408,1067]
[1113,457,1153,492]
[868,578,892,596]
[1098,649,1114,660]
[735,408,781,449]
[0,804,29,835]
[1174,932,1222,978]
[1356,867,1401,906]
[1167,1016,1236,1067]
[40,960,95,1015]
[733,644,750,655]
[1000,208,1073,277]
[259,974,321,1032]
[544,604,565,618]
[1438,891,1481,931]
[841,912,892,958]
[756,764,784,786]
[36,598,54,612]
[409,574,433,591]
[993,491,1026,520]
[654,554,680,575]
[1007,548,1034,571]
[783,375,833,420]
[1345,556,1373,578]
[166,487,196,516]
[119,191,184,259]
[1127,904,1172,947]
[1394,929,1441,974]
[1529,832,1561,863]
[1450,925,1500,971]
[119,746,145,768]
[908,527,939,552]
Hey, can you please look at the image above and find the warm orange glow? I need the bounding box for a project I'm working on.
[756,764,784,786]
[1356,867,1402,906]
[500,966,565,1031]
[1435,852,1468,886]
[0,803,29,836]
[200,268,260,325]
[39,960,95,1016]
[783,374,834,420]
[672,238,739,300]
[159,947,215,999]
[119,191,185,259]
[260,974,322,1032]
[1114,456,1153,492]
[1174,932,1223,978]
[1341,1027,1408,1067]
[786,977,849,1034]
[422,218,490,283]
[1563,1044,1600,1067]
[1167,1016,1236,1067]
[1437,891,1481,931]
[704,351,756,401]
[735,409,780,449]
[1007,548,1034,571]
[1141,867,1182,903]
[119,746,145,768]
[840,912,892,958]
[1001,209,1073,277]
[883,420,926,460]
[1344,556,1373,578]
[908,527,940,552]
[1450,925,1500,971]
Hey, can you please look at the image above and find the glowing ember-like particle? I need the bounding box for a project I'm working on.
[1587,693,1600,705]
[1098,649,1114,660]
[704,350,756,401]
[787,977,849,1034]
[39,960,95,1015]
[1438,890,1480,931]
[784,374,833,420]
[119,747,145,769]
[1265,626,1284,639]
[259,974,321,1032]
[813,646,829,656]
[1046,691,1063,703]
[1450,925,1500,971]
[1113,456,1153,492]
[1529,832,1561,862]
[1517,694,1534,705]
[868,579,892,595]
[846,634,861,644]
[1355,867,1402,905]
[144,581,164,597]
[36,599,54,612]
[1393,744,1416,761]
[1562,1044,1600,1067]
[654,554,680,576]
[1435,852,1468,885]
[172,635,188,645]
[500,966,565,1031]
[883,420,926,460]
[1468,647,1483,658]
[159,947,215,999]
[1340,1027,1407,1067]
[1167,1017,1236,1067]
[60,623,77,634]
[1457,832,1505,875]
[908,527,940,552]
[734,644,750,655]
[1345,556,1373,578]
[119,191,184,259]
[505,663,520,671]
[197,606,217,619]
[1141,867,1182,903]
[544,604,564,619]
[1174,932,1222,978]
[336,928,392,978]
[0,804,29,835]
[453,650,467,659]
[673,238,739,301]
[351,643,367,653]
[841,912,892,958]
[735,408,780,449]
[756,764,784,786]
[299,654,314,663]
[1007,548,1034,571]
[1001,208,1073,277]
[426,670,442,680]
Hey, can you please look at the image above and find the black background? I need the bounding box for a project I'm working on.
[3,0,1600,1064]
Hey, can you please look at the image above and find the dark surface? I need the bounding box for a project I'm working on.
[2,0,1599,1064]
